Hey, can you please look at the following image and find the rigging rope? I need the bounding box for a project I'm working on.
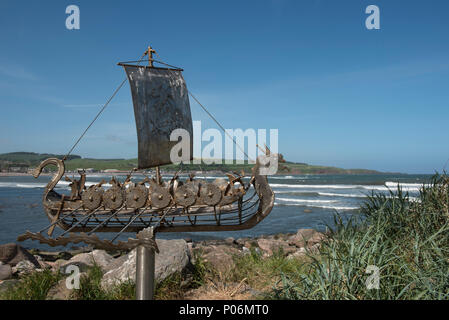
[152,51,253,163]
[63,51,253,166]
[188,91,252,162]
[62,53,146,161]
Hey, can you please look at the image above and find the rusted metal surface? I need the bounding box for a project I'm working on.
[199,183,222,206]
[126,185,148,209]
[103,186,124,210]
[21,48,275,251]
[21,157,274,238]
[121,65,193,169]
[17,228,159,252]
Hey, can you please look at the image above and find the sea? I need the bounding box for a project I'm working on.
[0,173,432,251]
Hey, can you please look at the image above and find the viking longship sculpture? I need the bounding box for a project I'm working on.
[18,46,275,250]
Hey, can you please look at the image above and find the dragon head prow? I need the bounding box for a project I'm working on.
[32,158,65,179]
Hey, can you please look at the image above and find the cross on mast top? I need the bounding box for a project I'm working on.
[144,45,156,67]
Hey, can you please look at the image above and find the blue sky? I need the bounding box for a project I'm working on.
[0,0,448,174]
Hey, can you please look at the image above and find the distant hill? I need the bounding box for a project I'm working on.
[0,152,384,175]
[0,152,81,170]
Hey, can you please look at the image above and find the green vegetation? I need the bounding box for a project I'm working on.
[4,175,447,300]
[0,152,80,165]
[0,255,208,300]
[64,158,137,171]
[63,158,383,174]
[73,264,136,300]
[154,250,209,299]
[0,151,383,174]
[0,270,63,300]
[228,248,312,297]
[270,174,449,299]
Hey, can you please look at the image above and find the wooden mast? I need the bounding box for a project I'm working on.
[144,45,161,184]
[145,45,156,67]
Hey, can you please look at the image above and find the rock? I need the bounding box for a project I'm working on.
[0,243,40,268]
[68,246,94,256]
[47,279,72,300]
[286,247,307,260]
[101,239,190,289]
[60,261,91,274]
[61,250,114,273]
[234,238,249,247]
[101,250,137,289]
[243,240,258,249]
[46,275,86,300]
[256,239,274,256]
[256,238,296,257]
[200,245,240,274]
[33,255,51,270]
[308,243,322,254]
[12,260,39,275]
[303,209,313,213]
[45,259,68,272]
[0,262,13,280]
[288,229,326,248]
[35,251,72,262]
[224,237,235,245]
[0,279,19,294]
[33,255,43,262]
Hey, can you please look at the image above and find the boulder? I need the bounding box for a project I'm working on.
[288,229,326,248]
[12,260,39,275]
[101,249,137,289]
[101,239,190,289]
[0,279,19,294]
[200,245,240,274]
[33,255,51,270]
[0,262,12,280]
[286,247,307,260]
[46,275,85,300]
[34,251,72,262]
[243,240,258,249]
[0,243,40,268]
[256,238,296,256]
[46,259,68,272]
[61,250,114,273]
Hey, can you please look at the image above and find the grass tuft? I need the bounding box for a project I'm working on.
[270,173,449,300]
[0,270,62,300]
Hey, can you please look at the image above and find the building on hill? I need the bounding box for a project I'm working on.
[103,169,121,173]
[5,163,30,173]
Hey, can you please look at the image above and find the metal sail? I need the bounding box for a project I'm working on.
[120,64,193,169]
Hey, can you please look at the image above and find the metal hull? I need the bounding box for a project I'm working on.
[19,158,274,249]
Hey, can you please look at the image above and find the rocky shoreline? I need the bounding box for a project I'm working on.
[0,228,326,300]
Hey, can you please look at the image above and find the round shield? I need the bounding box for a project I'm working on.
[220,187,240,206]
[103,187,124,210]
[185,180,202,195]
[200,183,222,206]
[81,187,103,210]
[126,185,148,209]
[174,184,197,207]
[150,185,171,209]
[213,178,228,191]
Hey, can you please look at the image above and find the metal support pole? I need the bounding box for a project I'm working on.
[156,166,161,185]
[136,227,156,300]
